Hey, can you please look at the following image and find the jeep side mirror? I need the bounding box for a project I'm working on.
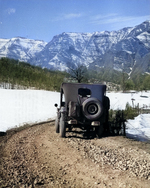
[54,103,58,107]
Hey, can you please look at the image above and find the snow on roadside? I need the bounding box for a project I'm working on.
[0,89,150,141]
[106,91,150,110]
[126,114,150,141]
[0,89,60,132]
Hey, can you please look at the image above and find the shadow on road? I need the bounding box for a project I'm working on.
[66,128,122,140]
[66,128,150,143]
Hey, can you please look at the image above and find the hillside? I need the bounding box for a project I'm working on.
[0,57,67,91]
[1,57,150,91]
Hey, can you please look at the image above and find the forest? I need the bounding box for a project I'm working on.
[87,68,150,91]
[0,57,67,91]
[0,57,150,91]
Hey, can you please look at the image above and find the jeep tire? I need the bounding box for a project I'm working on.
[60,113,66,137]
[82,98,103,120]
[55,115,59,133]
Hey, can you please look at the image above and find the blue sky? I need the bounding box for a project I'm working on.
[0,0,150,42]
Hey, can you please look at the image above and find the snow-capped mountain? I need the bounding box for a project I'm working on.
[0,20,150,75]
[0,37,47,62]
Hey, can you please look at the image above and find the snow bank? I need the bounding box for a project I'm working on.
[0,89,60,132]
[0,89,150,141]
[126,114,150,141]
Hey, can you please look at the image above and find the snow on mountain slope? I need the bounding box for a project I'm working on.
[0,37,47,61]
[0,21,150,73]
[0,39,10,58]
[137,31,150,48]
[0,39,9,49]
[30,20,150,72]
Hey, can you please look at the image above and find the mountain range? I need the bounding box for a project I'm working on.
[0,20,150,76]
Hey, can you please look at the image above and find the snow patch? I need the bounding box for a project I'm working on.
[106,91,150,110]
[0,89,150,141]
[126,114,150,141]
[0,89,59,132]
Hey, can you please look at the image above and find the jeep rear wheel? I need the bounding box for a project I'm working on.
[82,98,103,120]
[55,115,59,133]
[60,114,66,138]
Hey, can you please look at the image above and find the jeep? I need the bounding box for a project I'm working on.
[54,83,110,138]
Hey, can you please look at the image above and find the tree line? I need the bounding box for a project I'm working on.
[0,57,150,91]
[0,58,67,91]
[69,64,150,91]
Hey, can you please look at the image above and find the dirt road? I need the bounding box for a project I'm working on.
[0,122,150,187]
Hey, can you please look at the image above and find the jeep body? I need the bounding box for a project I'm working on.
[55,83,110,137]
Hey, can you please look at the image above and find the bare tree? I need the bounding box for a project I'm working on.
[68,63,87,83]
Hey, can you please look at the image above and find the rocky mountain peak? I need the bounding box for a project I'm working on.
[0,20,150,75]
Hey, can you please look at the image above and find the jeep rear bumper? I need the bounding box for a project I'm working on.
[67,120,100,126]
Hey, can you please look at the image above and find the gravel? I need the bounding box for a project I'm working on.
[0,123,150,188]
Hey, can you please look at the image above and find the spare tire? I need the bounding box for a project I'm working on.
[82,98,103,120]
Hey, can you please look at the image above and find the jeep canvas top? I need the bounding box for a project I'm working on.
[61,83,106,106]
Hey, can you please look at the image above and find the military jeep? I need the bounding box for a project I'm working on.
[55,83,110,138]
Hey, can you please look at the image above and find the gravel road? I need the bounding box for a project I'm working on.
[0,122,150,188]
